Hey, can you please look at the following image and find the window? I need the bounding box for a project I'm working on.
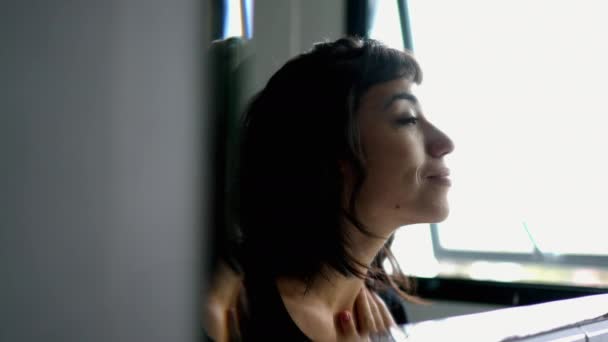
[368,0,404,50]
[221,0,253,39]
[372,0,608,289]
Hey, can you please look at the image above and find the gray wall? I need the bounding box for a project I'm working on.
[1,1,208,341]
[248,0,345,96]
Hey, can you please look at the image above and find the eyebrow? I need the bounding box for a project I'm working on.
[383,92,419,110]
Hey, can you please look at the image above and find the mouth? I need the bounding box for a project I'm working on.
[425,168,452,186]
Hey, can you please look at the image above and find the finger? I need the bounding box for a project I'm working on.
[337,311,372,342]
[355,288,376,334]
[372,292,396,328]
[227,307,241,341]
[365,290,384,333]
[336,311,357,338]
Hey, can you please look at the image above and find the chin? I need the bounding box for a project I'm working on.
[416,202,450,224]
[430,207,450,223]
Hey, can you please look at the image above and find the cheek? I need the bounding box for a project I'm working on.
[359,119,426,201]
[371,134,424,180]
[363,136,425,204]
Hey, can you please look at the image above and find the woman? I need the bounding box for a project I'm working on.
[237,36,454,340]
[204,37,397,342]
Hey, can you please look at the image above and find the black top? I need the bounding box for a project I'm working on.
[243,277,310,341]
[241,278,408,341]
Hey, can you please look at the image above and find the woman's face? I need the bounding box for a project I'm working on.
[353,77,454,234]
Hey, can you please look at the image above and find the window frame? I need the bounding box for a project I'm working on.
[413,276,608,306]
[431,224,608,268]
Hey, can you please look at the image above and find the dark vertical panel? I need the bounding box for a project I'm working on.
[212,0,228,39]
[206,37,248,277]
[346,0,375,37]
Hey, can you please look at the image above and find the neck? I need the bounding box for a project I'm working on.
[277,224,391,313]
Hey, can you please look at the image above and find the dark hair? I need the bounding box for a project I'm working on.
[238,37,422,295]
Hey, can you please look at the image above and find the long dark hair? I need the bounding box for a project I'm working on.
[237,37,422,296]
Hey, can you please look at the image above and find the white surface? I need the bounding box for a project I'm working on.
[402,294,608,341]
[582,319,608,342]
[516,328,586,342]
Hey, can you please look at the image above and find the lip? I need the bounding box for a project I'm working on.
[425,168,452,186]
[426,167,450,178]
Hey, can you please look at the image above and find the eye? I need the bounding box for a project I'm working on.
[394,116,419,126]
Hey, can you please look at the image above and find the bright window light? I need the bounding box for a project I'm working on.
[372,1,608,285]
[224,0,243,38]
[408,0,608,257]
[369,0,405,50]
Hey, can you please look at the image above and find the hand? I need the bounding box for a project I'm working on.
[335,287,396,341]
[203,262,244,342]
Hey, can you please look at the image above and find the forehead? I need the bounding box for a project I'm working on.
[357,77,416,115]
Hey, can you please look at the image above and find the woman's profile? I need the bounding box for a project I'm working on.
[234,36,454,341]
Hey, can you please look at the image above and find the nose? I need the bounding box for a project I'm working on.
[425,121,454,158]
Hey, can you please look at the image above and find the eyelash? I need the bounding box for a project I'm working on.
[395,117,419,126]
